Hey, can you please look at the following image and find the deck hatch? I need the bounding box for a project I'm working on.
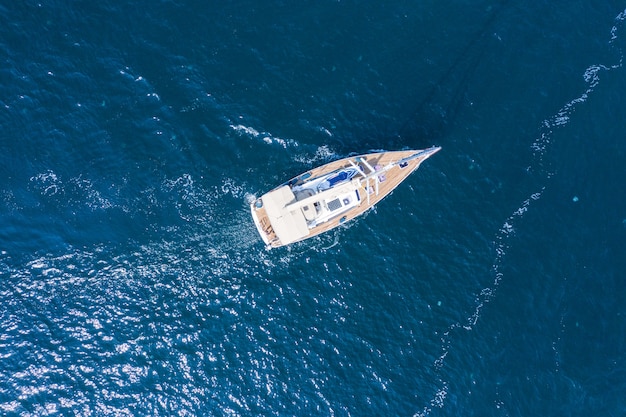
[327,198,342,211]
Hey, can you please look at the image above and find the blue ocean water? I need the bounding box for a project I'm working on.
[1,1,625,415]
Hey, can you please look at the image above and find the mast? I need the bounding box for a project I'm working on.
[284,147,441,212]
[284,179,361,212]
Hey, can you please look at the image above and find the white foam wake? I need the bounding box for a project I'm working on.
[417,7,626,416]
[229,123,299,149]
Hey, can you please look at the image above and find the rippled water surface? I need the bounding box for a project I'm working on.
[1,1,626,416]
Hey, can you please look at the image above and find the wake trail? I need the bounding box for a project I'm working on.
[416,7,626,416]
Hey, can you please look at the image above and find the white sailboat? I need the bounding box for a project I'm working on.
[250,146,441,248]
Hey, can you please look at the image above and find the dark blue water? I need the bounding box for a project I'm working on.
[2,1,625,415]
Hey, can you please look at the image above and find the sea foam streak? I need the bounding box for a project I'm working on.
[416,8,626,416]
[229,124,298,149]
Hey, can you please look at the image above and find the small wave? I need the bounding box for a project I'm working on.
[292,145,338,165]
[229,124,299,149]
[230,124,260,138]
[414,383,448,417]
[29,171,119,211]
[30,170,62,196]
[316,126,334,137]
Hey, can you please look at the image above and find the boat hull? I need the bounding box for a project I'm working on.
[251,147,440,248]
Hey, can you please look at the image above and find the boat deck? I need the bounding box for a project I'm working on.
[252,149,436,248]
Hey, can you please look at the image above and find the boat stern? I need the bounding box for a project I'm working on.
[250,198,272,246]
